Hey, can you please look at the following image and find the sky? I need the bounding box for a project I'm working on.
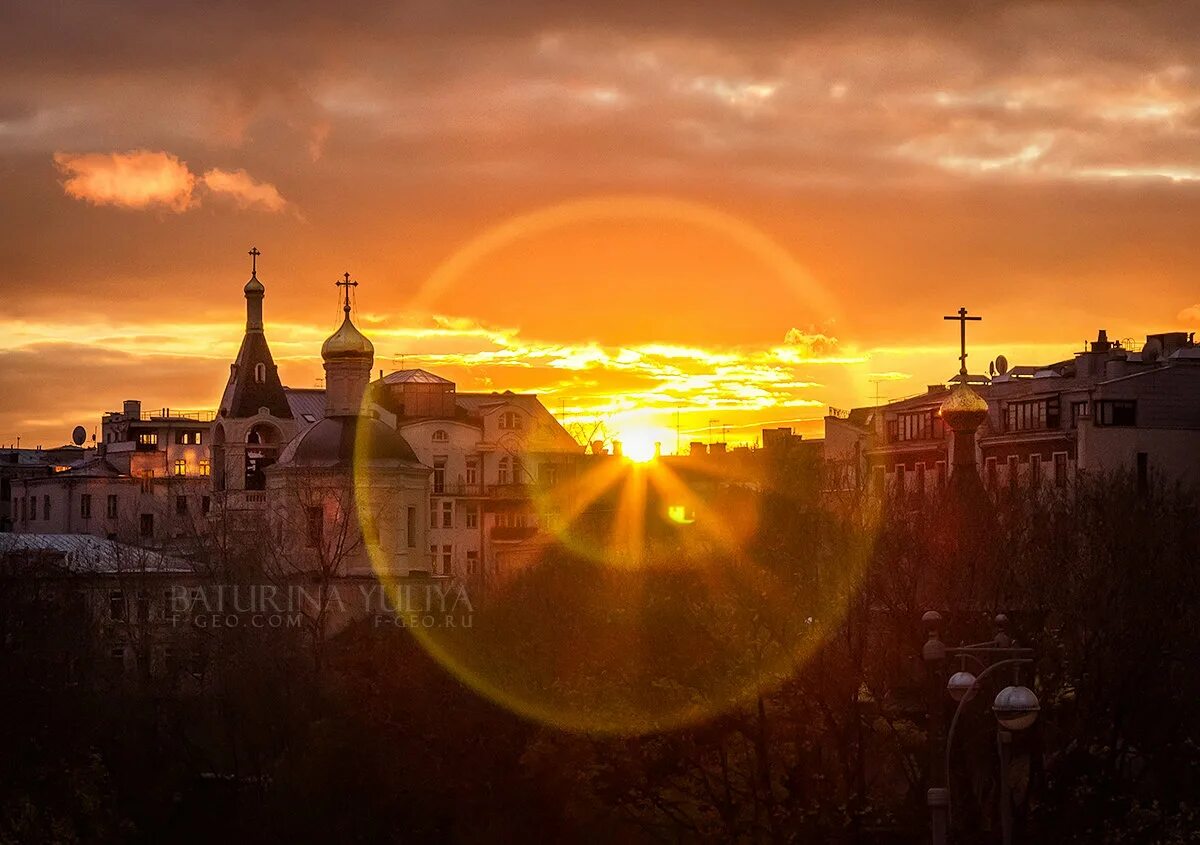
[4,1,1200,450]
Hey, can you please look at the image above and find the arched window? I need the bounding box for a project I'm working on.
[254,362,266,384]
[432,429,449,442]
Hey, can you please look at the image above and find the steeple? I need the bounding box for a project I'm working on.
[217,247,292,419]
[244,246,265,331]
[321,272,374,417]
[939,306,987,482]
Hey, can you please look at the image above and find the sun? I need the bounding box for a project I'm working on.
[619,427,668,462]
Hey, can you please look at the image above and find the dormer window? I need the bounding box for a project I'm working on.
[254,363,266,384]
[432,429,449,442]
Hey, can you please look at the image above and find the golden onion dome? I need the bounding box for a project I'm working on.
[939,382,989,431]
[321,310,374,361]
[244,275,265,294]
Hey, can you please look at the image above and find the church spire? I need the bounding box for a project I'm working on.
[217,247,292,420]
[244,246,265,331]
[939,306,988,482]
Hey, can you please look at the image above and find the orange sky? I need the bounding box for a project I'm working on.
[4,2,1200,449]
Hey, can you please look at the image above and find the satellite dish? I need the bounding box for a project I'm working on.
[1143,337,1163,363]
[994,355,1009,375]
[71,425,87,446]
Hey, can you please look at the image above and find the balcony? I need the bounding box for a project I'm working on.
[490,525,538,542]
[486,482,532,499]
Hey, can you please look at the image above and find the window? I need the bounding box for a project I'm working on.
[894,463,905,497]
[430,500,438,529]
[174,459,187,476]
[1095,400,1136,427]
[201,495,211,515]
[465,505,478,529]
[176,430,203,445]
[886,410,944,443]
[137,432,158,446]
[80,493,92,519]
[433,458,446,494]
[466,550,480,576]
[915,462,926,495]
[1004,397,1061,432]
[140,513,154,537]
[254,362,266,384]
[439,544,453,575]
[175,495,188,515]
[497,456,513,485]
[432,429,449,442]
[1054,452,1068,488]
[540,462,559,485]
[43,495,50,521]
[136,591,150,622]
[198,459,210,477]
[465,458,479,486]
[107,494,118,519]
[109,647,127,675]
[1007,455,1019,489]
[1029,455,1041,487]
[19,496,26,523]
[441,501,453,528]
[30,496,37,520]
[1070,401,1089,428]
[110,590,126,620]
[406,506,417,548]
[305,506,323,548]
[499,411,522,430]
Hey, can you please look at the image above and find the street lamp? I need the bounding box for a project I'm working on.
[923,612,1038,845]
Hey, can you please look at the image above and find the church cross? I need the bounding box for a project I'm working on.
[248,246,260,277]
[943,306,981,377]
[336,272,358,313]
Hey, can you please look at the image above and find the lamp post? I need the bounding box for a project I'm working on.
[923,612,1039,845]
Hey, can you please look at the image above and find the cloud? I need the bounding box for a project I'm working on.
[782,328,840,359]
[53,150,288,213]
[53,149,196,212]
[201,167,288,211]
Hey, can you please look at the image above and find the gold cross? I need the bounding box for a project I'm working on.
[248,246,260,277]
[943,306,982,377]
[336,272,358,312]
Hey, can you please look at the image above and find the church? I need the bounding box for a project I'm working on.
[211,250,583,580]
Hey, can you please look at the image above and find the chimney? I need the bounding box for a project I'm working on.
[689,441,706,457]
[710,442,727,455]
[591,440,605,456]
[613,440,623,458]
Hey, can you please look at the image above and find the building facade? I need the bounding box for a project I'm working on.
[825,329,1200,497]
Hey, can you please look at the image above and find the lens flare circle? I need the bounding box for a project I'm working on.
[356,195,863,735]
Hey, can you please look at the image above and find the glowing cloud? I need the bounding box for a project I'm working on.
[202,168,288,212]
[53,150,196,212]
[52,151,288,214]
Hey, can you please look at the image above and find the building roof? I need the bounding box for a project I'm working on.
[455,391,544,415]
[275,415,423,469]
[0,534,192,574]
[284,388,326,424]
[378,368,454,385]
[219,330,293,420]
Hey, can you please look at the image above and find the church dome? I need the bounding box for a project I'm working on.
[277,415,420,468]
[244,276,265,295]
[321,313,374,361]
[939,383,989,431]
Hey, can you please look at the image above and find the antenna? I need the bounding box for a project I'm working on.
[868,376,888,407]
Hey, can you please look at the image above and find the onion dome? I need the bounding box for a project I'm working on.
[321,311,374,361]
[244,275,265,295]
[939,382,988,431]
